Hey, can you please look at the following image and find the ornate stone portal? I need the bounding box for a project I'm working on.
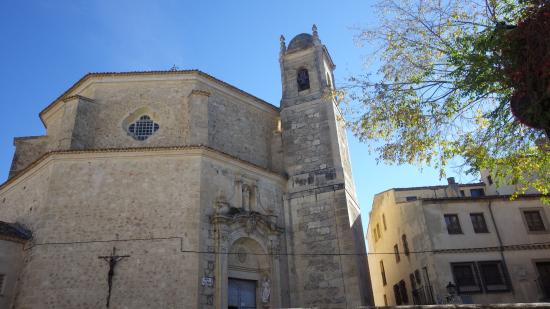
[211,200,283,308]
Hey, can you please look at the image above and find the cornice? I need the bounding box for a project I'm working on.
[434,242,550,254]
[422,193,545,203]
[62,94,95,103]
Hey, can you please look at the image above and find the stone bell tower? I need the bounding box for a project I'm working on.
[279,25,373,307]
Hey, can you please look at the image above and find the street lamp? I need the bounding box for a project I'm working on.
[445,282,461,304]
[446,281,457,296]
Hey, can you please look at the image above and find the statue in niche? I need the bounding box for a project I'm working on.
[261,276,271,304]
[242,184,250,211]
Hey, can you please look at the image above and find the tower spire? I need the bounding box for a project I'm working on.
[279,35,286,54]
[312,24,319,40]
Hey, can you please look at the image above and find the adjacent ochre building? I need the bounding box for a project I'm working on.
[367,174,550,306]
[0,27,373,308]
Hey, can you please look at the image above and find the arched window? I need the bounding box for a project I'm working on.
[128,115,159,141]
[297,68,310,91]
[402,234,410,256]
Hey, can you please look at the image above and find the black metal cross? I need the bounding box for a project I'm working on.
[98,247,130,308]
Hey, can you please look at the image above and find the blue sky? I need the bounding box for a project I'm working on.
[0,1,474,233]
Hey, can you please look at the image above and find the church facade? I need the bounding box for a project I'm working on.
[0,27,372,308]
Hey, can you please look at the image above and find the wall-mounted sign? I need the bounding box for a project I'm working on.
[202,277,214,287]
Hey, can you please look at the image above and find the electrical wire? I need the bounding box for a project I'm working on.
[23,236,550,256]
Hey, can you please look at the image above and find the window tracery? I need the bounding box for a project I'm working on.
[128,115,159,141]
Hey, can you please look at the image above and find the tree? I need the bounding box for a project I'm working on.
[343,0,549,201]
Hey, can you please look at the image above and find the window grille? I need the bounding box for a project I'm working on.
[478,261,510,292]
[523,210,546,231]
[444,214,462,234]
[470,213,489,233]
[128,115,159,141]
[451,262,482,293]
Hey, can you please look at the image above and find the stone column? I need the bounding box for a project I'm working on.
[269,236,282,308]
[214,222,229,309]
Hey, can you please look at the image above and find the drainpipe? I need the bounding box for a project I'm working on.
[488,201,514,294]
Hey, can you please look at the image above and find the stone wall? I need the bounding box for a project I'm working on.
[285,186,369,308]
[205,82,280,170]
[0,150,203,308]
[0,239,25,309]
[12,73,282,176]
[9,136,48,178]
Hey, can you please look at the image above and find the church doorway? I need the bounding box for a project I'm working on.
[228,278,256,309]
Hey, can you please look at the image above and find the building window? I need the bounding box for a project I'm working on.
[478,261,510,292]
[414,269,422,285]
[460,190,465,197]
[487,175,493,185]
[470,188,485,197]
[128,115,159,141]
[470,213,489,233]
[393,284,402,305]
[373,228,378,242]
[536,262,550,298]
[380,260,387,286]
[383,294,388,306]
[444,214,462,234]
[376,223,382,239]
[382,214,387,230]
[402,234,410,256]
[523,210,546,232]
[0,274,5,295]
[297,68,310,91]
[394,244,400,263]
[406,196,417,202]
[409,273,417,290]
[451,262,482,293]
[399,280,409,304]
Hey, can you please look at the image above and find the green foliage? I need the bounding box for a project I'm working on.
[345,0,549,201]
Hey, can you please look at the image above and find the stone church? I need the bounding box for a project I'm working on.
[0,26,372,308]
